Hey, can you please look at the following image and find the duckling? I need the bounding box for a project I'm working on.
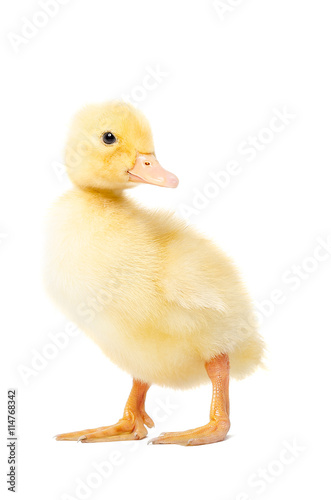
[45,101,264,446]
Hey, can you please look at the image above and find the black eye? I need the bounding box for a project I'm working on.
[102,132,117,145]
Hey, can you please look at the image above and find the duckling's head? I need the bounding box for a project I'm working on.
[65,101,178,192]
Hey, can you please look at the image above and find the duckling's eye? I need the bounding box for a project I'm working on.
[102,132,117,145]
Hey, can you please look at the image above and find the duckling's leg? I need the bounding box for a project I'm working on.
[55,379,154,443]
[149,354,230,446]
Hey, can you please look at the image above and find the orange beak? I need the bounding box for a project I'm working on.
[128,154,179,188]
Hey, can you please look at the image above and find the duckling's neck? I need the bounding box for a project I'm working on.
[75,186,138,214]
[80,186,127,200]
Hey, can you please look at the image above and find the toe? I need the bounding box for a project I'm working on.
[75,418,148,443]
[55,426,109,441]
[141,411,155,429]
[79,429,146,443]
[148,433,191,446]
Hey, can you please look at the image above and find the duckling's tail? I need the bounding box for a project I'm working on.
[229,334,266,380]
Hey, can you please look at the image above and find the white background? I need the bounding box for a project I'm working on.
[1,0,331,499]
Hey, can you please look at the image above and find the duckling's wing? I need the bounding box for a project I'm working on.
[161,234,241,314]
[163,276,228,313]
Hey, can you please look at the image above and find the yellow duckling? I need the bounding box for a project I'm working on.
[45,101,264,446]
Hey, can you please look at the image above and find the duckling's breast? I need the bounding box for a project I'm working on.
[44,189,162,326]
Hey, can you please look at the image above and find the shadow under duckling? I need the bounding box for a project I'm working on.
[44,101,265,446]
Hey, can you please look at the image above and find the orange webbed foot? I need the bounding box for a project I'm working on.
[148,418,230,446]
[55,380,153,443]
[55,411,152,443]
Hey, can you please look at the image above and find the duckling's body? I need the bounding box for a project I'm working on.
[45,188,262,389]
[47,101,264,446]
